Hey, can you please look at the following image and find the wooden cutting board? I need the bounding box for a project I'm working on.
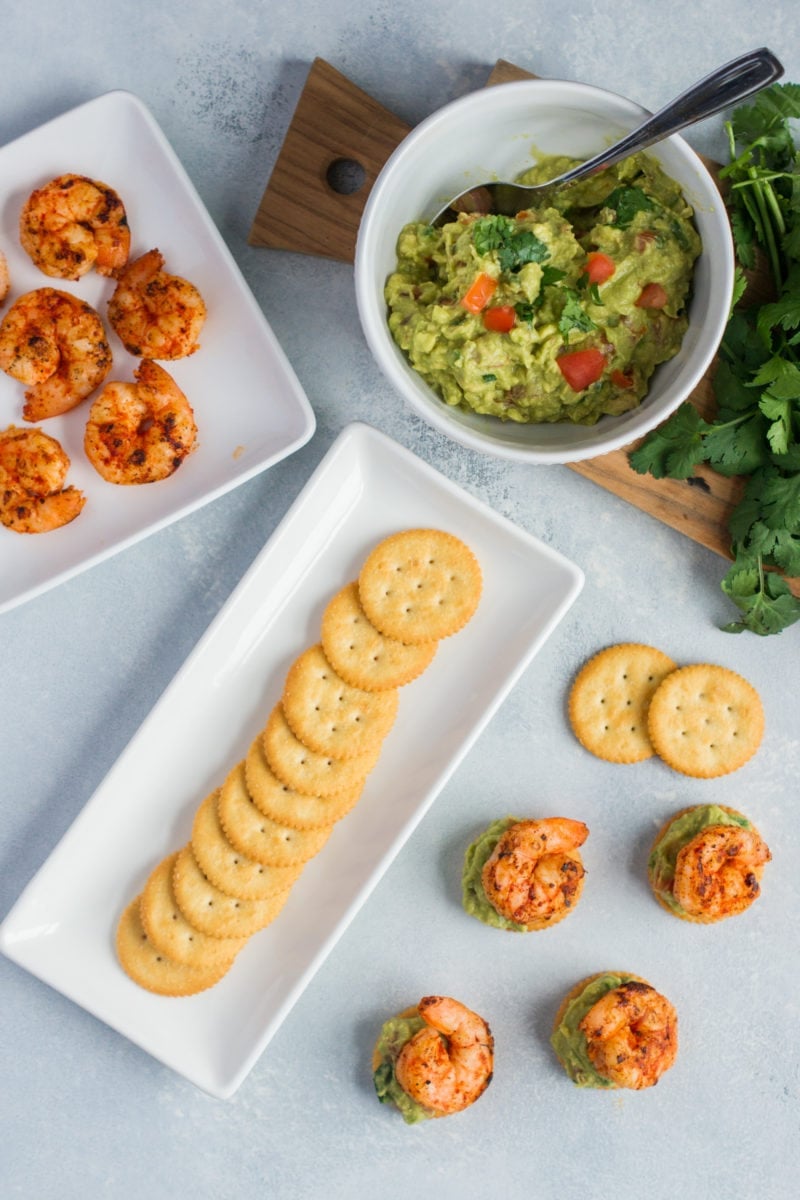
[250,57,798,594]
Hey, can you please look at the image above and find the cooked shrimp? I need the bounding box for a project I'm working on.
[84,359,197,485]
[579,980,678,1090]
[394,996,494,1116]
[481,817,588,928]
[19,173,130,280]
[0,248,10,306]
[107,248,206,359]
[0,424,85,533]
[0,287,112,421]
[672,824,771,922]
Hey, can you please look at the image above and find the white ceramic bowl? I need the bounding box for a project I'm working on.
[355,79,734,464]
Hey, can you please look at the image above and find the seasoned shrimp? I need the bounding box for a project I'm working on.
[0,248,9,306]
[107,248,206,360]
[0,424,85,533]
[0,287,112,421]
[19,173,130,280]
[672,824,771,922]
[84,359,197,485]
[395,996,494,1116]
[579,979,678,1090]
[481,817,588,929]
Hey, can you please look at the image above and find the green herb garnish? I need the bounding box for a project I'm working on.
[629,82,800,635]
[472,215,550,273]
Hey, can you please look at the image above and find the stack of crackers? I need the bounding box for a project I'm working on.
[116,529,482,996]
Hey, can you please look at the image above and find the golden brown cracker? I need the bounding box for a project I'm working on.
[171,843,292,939]
[116,898,233,997]
[647,663,764,778]
[282,644,399,760]
[321,581,437,691]
[218,758,331,867]
[191,789,303,900]
[138,852,247,969]
[263,703,380,797]
[357,529,482,644]
[244,733,361,829]
[568,642,677,764]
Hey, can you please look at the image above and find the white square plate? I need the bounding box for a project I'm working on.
[0,89,315,614]
[0,422,584,1097]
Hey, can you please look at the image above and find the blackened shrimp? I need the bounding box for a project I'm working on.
[19,173,130,280]
[84,360,197,485]
[578,979,678,1090]
[672,823,771,922]
[394,995,494,1116]
[107,248,206,359]
[0,424,85,533]
[0,287,112,420]
[481,817,588,929]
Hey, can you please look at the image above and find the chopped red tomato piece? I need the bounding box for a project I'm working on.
[556,347,605,391]
[482,305,517,332]
[585,251,615,285]
[611,369,634,389]
[636,282,668,309]
[460,272,497,313]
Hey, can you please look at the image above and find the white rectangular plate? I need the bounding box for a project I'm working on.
[0,422,584,1097]
[0,90,315,614]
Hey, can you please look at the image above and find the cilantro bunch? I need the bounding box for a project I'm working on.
[630,82,800,635]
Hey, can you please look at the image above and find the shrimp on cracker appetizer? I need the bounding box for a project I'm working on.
[462,816,589,931]
[0,424,85,533]
[19,173,130,280]
[84,359,198,485]
[373,995,494,1124]
[551,973,678,1090]
[648,804,771,924]
[0,287,112,421]
[107,248,206,360]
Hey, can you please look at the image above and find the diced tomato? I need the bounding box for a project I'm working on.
[556,347,605,391]
[636,282,668,309]
[611,369,634,389]
[585,251,615,285]
[482,305,517,333]
[460,272,497,313]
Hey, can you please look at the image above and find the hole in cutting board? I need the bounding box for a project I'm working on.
[325,157,367,195]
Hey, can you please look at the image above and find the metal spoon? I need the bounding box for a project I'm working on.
[431,47,783,226]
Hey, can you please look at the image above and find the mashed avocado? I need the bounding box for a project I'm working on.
[550,972,635,1087]
[462,816,529,931]
[385,152,701,425]
[373,1012,433,1124]
[649,804,750,915]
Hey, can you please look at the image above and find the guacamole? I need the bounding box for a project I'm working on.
[372,1012,433,1125]
[550,972,635,1087]
[462,816,529,931]
[385,152,701,425]
[649,804,751,915]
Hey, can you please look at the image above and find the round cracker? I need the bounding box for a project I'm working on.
[568,642,677,764]
[218,758,331,867]
[358,529,482,644]
[171,843,292,939]
[116,898,233,997]
[282,644,399,760]
[244,733,361,829]
[139,852,247,969]
[322,581,437,691]
[191,789,303,900]
[647,663,764,778]
[263,703,380,797]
